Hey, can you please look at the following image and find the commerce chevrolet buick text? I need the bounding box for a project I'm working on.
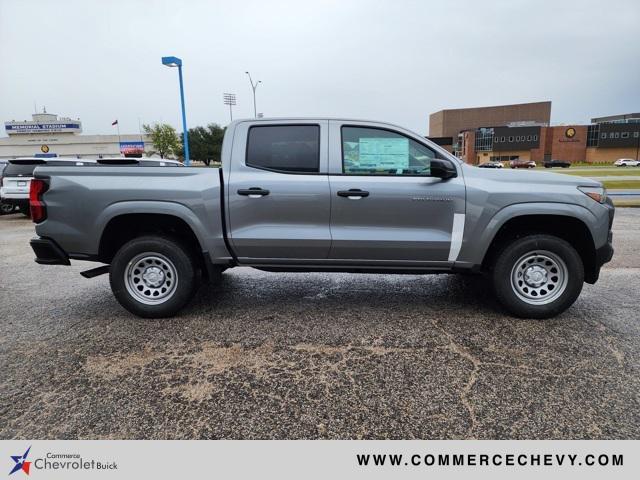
[27,118,614,318]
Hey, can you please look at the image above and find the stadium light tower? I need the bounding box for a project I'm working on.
[161,56,190,165]
[223,93,237,122]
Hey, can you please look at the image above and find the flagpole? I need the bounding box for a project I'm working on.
[116,121,121,155]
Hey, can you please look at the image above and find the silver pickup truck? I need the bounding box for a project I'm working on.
[28,118,614,319]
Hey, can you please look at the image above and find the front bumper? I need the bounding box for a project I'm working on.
[30,237,71,265]
[596,239,614,268]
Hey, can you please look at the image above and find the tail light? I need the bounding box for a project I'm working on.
[29,179,49,223]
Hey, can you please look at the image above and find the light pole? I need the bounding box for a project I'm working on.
[161,56,190,165]
[245,71,261,118]
[223,93,236,122]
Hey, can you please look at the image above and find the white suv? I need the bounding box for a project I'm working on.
[614,158,640,167]
[1,158,96,215]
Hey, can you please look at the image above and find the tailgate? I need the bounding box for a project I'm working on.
[1,177,32,196]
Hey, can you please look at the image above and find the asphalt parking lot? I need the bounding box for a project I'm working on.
[1,211,639,440]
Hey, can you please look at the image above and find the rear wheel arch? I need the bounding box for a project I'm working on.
[481,214,597,283]
[98,213,209,278]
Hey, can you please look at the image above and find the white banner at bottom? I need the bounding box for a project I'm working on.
[1,440,637,479]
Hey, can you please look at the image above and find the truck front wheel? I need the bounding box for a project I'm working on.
[492,234,584,319]
[109,236,198,318]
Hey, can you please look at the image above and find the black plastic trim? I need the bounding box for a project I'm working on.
[219,168,238,265]
[30,237,70,266]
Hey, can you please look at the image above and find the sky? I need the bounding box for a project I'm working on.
[1,0,639,136]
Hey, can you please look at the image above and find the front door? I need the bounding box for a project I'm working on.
[227,121,331,262]
[328,123,466,265]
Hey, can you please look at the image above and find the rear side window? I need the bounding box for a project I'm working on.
[246,125,320,173]
[3,163,37,177]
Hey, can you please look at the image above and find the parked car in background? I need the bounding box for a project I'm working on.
[1,158,97,216]
[510,159,536,169]
[28,118,614,320]
[544,159,571,168]
[478,161,503,168]
[614,158,640,167]
[1,157,182,217]
[0,160,19,215]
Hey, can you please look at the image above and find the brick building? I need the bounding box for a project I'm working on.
[427,102,640,165]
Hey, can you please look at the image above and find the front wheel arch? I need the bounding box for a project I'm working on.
[481,214,597,283]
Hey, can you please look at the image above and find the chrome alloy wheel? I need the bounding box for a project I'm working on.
[510,250,568,305]
[124,253,178,305]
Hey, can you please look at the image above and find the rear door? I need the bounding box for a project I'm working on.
[227,121,331,262]
[327,121,466,266]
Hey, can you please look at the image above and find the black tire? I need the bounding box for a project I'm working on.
[109,236,198,318]
[492,234,584,319]
[0,203,15,215]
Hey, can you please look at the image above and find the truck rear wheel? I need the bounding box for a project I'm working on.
[492,234,584,319]
[109,236,198,318]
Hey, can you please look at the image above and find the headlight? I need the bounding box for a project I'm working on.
[578,186,607,203]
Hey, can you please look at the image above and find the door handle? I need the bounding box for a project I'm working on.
[238,187,270,198]
[337,189,369,199]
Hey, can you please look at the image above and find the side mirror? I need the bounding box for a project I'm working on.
[430,158,457,179]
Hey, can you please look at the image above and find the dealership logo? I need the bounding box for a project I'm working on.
[565,127,576,138]
[7,447,118,475]
[8,446,31,476]
[40,145,49,153]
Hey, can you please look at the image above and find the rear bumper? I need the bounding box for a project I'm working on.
[1,197,28,208]
[30,237,71,265]
[0,189,29,199]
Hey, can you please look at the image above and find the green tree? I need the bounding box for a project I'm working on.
[179,123,226,166]
[143,123,181,159]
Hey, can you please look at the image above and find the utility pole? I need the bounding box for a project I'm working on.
[223,93,236,122]
[245,71,261,118]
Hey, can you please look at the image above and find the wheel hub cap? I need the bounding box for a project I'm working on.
[524,265,548,287]
[124,253,178,305]
[142,266,165,287]
[510,250,568,305]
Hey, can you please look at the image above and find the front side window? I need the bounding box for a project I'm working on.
[246,125,320,173]
[341,126,434,175]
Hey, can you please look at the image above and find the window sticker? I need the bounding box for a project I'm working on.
[357,137,409,170]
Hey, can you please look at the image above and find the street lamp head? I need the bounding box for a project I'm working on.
[162,56,182,67]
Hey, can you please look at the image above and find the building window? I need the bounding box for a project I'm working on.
[622,132,629,138]
[533,135,538,141]
[501,136,505,142]
[527,135,532,141]
[614,132,620,138]
[610,133,615,139]
[634,132,640,138]
[509,136,514,142]
[474,127,494,151]
[246,125,320,173]
[587,124,600,147]
[494,136,500,143]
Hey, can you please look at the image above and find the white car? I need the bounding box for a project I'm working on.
[614,158,640,167]
[1,158,96,215]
